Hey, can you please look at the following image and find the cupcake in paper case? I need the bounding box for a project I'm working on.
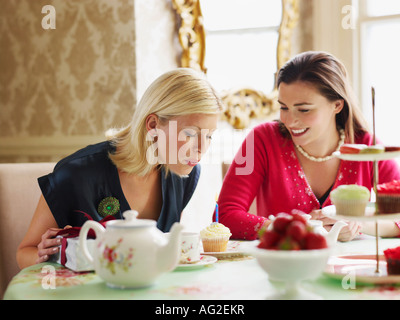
[384,246,400,275]
[200,222,232,252]
[330,184,370,216]
[377,180,400,214]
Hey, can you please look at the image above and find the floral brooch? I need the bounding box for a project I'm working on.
[98,197,120,217]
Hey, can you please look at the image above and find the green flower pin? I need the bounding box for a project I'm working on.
[98,197,120,217]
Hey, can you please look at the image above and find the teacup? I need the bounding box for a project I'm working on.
[179,232,201,264]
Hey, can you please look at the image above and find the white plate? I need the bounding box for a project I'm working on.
[175,255,217,270]
[322,203,375,218]
[322,204,400,221]
[201,241,245,258]
[333,150,400,162]
[324,254,400,284]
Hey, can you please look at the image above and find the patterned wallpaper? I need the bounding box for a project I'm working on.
[0,0,137,161]
[0,0,310,163]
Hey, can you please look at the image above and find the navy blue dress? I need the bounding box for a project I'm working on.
[38,141,200,232]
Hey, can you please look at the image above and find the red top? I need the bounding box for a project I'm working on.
[377,180,400,195]
[216,121,400,240]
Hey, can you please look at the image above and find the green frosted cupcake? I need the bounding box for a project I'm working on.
[330,185,370,216]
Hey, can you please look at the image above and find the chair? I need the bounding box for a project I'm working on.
[0,162,55,298]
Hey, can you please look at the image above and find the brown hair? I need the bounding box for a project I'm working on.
[276,51,368,143]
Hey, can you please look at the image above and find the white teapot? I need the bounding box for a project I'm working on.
[79,210,183,289]
[306,219,347,245]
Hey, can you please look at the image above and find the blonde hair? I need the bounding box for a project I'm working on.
[106,68,223,176]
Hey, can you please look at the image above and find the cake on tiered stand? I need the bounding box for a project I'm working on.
[330,147,400,278]
[323,88,400,282]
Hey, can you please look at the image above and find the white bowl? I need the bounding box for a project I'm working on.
[244,243,332,299]
[250,247,331,282]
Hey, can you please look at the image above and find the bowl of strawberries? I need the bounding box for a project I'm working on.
[245,210,346,299]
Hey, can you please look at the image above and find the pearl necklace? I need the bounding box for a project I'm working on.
[295,129,345,162]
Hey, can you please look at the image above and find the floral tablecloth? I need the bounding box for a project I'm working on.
[4,239,400,300]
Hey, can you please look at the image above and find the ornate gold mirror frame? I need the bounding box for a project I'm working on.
[172,0,299,129]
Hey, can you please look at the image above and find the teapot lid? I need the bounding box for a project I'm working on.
[108,210,156,229]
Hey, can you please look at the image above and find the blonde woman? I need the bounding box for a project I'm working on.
[17,68,222,269]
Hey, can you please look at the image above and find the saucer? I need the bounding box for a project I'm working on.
[333,150,400,162]
[324,254,400,284]
[322,204,400,221]
[201,241,245,258]
[322,203,375,218]
[175,255,217,270]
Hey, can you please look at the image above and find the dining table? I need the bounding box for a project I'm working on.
[3,236,400,302]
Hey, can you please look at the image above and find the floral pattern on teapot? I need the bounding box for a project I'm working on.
[99,238,134,274]
[79,210,183,288]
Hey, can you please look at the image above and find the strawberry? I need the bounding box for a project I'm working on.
[256,211,330,251]
[290,210,308,225]
[273,213,293,233]
[286,221,307,243]
[258,230,281,249]
[304,233,328,250]
[277,237,301,251]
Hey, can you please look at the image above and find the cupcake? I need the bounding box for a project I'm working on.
[384,247,400,275]
[330,185,370,216]
[377,180,400,214]
[200,222,232,252]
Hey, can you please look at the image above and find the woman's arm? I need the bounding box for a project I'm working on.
[16,195,62,269]
[217,129,269,240]
[217,167,268,240]
[360,221,400,238]
[311,210,400,240]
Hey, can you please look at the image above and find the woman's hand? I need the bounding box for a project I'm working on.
[310,210,361,242]
[325,219,361,242]
[36,226,71,264]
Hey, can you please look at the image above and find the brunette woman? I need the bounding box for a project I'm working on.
[217,51,400,241]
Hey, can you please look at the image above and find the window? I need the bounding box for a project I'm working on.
[200,0,282,93]
[358,0,400,145]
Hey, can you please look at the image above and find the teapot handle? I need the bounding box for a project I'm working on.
[79,220,105,264]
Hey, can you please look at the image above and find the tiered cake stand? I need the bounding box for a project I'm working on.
[331,150,400,276]
[325,87,400,279]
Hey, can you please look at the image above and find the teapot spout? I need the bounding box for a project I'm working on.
[326,220,347,245]
[158,223,183,273]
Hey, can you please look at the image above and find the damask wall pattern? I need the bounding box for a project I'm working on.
[0,0,137,161]
[0,0,310,163]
